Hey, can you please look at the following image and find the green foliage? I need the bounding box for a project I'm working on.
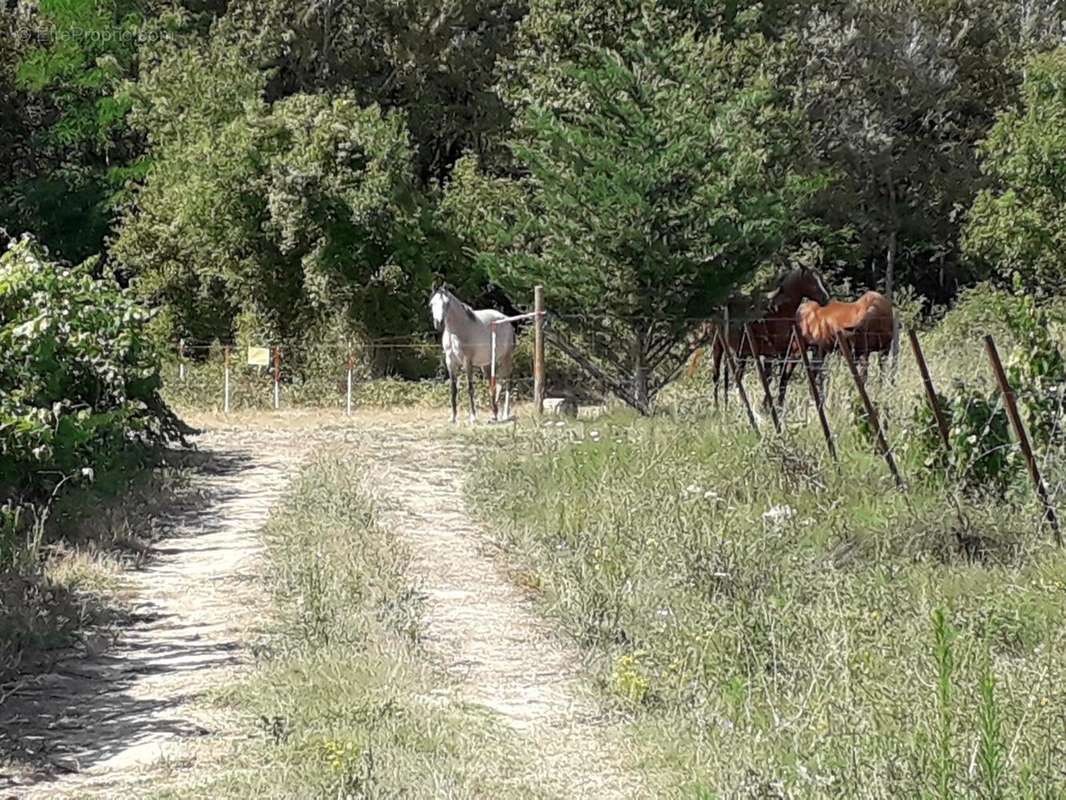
[0,236,181,566]
[966,47,1066,293]
[115,30,432,343]
[977,648,1006,800]
[227,0,523,185]
[1001,283,1066,448]
[904,282,1064,494]
[511,41,822,313]
[907,382,1017,495]
[1,0,163,262]
[451,25,826,408]
[932,608,957,800]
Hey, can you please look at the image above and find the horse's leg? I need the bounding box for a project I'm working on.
[501,354,513,420]
[449,368,458,424]
[490,366,499,422]
[756,355,773,413]
[711,340,723,408]
[466,360,477,424]
[777,356,794,412]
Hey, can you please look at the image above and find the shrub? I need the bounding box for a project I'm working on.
[0,236,184,566]
[906,382,1018,495]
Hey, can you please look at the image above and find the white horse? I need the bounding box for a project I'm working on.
[429,286,515,423]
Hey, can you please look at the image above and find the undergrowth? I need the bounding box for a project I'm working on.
[471,410,1066,798]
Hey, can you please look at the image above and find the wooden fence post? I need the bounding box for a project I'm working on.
[719,329,759,434]
[273,346,282,410]
[839,335,903,488]
[346,351,354,417]
[984,335,1061,544]
[907,329,951,452]
[744,324,781,434]
[795,325,836,461]
[534,285,545,414]
[223,345,231,415]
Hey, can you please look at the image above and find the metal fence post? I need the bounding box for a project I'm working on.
[346,352,354,417]
[984,335,1061,544]
[534,285,545,414]
[839,334,903,488]
[273,346,281,410]
[907,329,951,452]
[795,326,836,461]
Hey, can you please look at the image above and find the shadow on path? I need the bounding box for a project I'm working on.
[0,434,298,798]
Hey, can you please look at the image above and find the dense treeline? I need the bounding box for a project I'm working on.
[3,0,1066,361]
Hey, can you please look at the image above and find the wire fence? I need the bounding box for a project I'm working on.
[162,314,1066,540]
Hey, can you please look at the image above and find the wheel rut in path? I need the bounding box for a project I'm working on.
[357,421,641,800]
[0,430,304,799]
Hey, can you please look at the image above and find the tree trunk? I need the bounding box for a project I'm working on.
[885,168,900,366]
[632,325,649,412]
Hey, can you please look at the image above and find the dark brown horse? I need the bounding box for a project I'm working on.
[687,268,831,406]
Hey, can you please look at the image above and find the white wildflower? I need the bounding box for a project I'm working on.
[762,504,797,530]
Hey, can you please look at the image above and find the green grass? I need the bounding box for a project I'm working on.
[152,452,547,799]
[470,398,1066,797]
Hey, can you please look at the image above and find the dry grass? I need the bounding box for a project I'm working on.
[470,319,1066,798]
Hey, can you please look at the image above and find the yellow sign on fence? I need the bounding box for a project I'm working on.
[247,347,270,367]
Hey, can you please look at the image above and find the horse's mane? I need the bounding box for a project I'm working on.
[442,287,479,323]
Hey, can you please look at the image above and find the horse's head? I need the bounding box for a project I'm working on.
[429,286,450,331]
[766,268,830,311]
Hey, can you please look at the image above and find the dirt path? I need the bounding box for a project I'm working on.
[1,430,304,799]
[2,416,638,799]
[353,420,641,799]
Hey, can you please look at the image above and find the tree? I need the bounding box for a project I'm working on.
[0,234,184,560]
[0,0,161,263]
[227,0,525,185]
[448,29,826,411]
[114,28,431,344]
[793,0,1066,305]
[964,47,1066,293]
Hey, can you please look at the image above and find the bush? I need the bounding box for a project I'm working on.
[0,236,184,566]
[901,281,1065,495]
[905,382,1018,495]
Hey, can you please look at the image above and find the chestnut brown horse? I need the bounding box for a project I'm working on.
[776,290,895,404]
[687,268,831,406]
